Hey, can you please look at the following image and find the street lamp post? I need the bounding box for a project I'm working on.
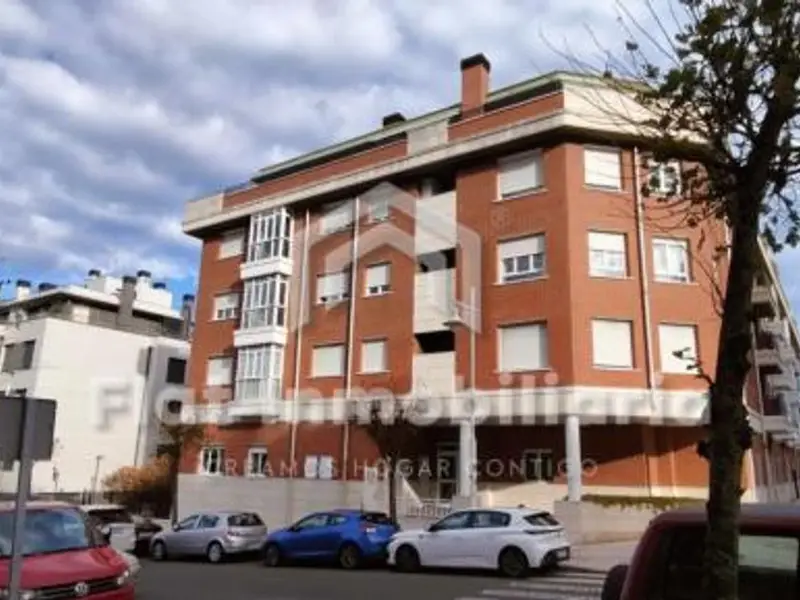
[443,285,478,507]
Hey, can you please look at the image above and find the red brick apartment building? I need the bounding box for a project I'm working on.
[179,54,800,508]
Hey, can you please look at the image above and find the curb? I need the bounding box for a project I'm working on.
[561,566,610,574]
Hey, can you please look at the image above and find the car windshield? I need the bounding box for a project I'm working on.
[228,513,263,527]
[86,508,133,525]
[0,507,95,558]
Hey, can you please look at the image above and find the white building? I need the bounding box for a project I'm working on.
[0,270,193,496]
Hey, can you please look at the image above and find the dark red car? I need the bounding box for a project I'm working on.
[0,501,135,599]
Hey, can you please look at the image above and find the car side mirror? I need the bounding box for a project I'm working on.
[426,523,439,533]
[601,564,629,600]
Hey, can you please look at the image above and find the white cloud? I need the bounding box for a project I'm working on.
[0,0,796,313]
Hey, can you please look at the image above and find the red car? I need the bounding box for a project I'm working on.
[0,501,135,599]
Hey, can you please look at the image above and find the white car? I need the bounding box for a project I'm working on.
[81,503,137,554]
[387,507,571,577]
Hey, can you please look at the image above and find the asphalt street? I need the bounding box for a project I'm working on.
[134,557,607,600]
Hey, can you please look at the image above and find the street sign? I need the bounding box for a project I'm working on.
[0,395,57,463]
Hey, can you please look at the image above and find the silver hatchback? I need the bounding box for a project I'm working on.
[150,511,267,563]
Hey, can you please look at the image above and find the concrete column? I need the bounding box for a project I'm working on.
[458,419,473,498]
[565,415,582,502]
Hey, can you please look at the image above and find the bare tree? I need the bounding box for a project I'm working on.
[159,420,206,525]
[357,396,420,524]
[548,1,799,598]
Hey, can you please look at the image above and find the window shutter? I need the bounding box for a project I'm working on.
[318,456,334,480]
[584,147,622,188]
[591,320,633,368]
[498,235,545,260]
[588,232,625,252]
[361,340,386,372]
[499,324,547,371]
[207,357,233,386]
[313,345,344,377]
[304,456,319,478]
[658,324,697,373]
[219,232,244,258]
[498,151,543,196]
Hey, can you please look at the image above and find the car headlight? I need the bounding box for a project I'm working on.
[116,569,132,587]
[0,588,36,600]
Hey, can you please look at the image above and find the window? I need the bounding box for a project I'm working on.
[584,146,622,189]
[498,323,548,372]
[472,511,512,528]
[498,150,544,198]
[658,323,698,374]
[588,231,627,277]
[247,208,292,262]
[654,528,799,600]
[165,357,186,384]
[365,264,390,296]
[2,344,15,373]
[293,513,329,530]
[247,447,268,477]
[591,319,634,369]
[241,274,289,329]
[523,512,560,527]
[320,200,354,233]
[199,447,225,475]
[433,511,472,531]
[175,515,198,530]
[312,344,345,377]
[653,238,690,282]
[213,293,239,321]
[228,513,264,527]
[304,454,334,479]
[316,272,350,304]
[197,515,219,529]
[19,341,35,371]
[234,344,283,402]
[218,230,244,259]
[361,340,387,373]
[648,160,681,195]
[498,234,546,282]
[206,356,233,386]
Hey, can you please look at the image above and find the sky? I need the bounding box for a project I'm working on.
[0,0,798,312]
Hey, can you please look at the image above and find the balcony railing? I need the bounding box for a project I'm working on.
[414,269,455,333]
[412,352,456,398]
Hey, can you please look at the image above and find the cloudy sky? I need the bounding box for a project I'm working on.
[1,0,798,311]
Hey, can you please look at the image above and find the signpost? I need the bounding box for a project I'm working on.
[0,394,57,600]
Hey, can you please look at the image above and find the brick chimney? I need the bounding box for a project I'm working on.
[180,294,195,339]
[117,275,137,328]
[460,53,491,118]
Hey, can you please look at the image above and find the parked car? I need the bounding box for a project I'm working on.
[600,503,800,600]
[0,501,135,599]
[386,507,570,577]
[130,516,164,556]
[150,511,266,563]
[261,509,399,569]
[81,504,138,555]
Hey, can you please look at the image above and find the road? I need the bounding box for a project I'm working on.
[134,557,607,600]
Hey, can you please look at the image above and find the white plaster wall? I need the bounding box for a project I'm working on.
[0,318,188,495]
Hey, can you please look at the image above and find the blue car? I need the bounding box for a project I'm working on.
[260,509,399,569]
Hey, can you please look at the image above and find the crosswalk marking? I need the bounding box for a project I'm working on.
[456,569,606,600]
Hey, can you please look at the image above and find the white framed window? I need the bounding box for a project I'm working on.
[304,454,335,479]
[206,356,233,386]
[658,323,698,374]
[213,293,239,321]
[241,274,289,329]
[316,272,350,304]
[199,447,225,476]
[498,322,548,372]
[591,319,634,369]
[365,263,390,296]
[584,146,622,189]
[498,150,544,198]
[588,231,627,278]
[312,344,345,377]
[653,238,690,282]
[366,195,390,222]
[234,344,283,402]
[361,339,387,373]
[648,160,681,195]
[247,447,269,477]
[320,200,354,233]
[247,208,292,262]
[219,230,245,259]
[498,234,546,283]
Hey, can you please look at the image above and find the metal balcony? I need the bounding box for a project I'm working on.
[752,283,780,318]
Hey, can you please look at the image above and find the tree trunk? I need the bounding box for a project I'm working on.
[168,453,180,525]
[703,212,760,600]
[388,457,398,524]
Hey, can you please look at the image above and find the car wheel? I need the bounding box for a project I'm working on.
[601,564,629,600]
[394,545,421,573]
[150,541,167,561]
[498,547,529,578]
[337,543,362,570]
[262,543,281,567]
[207,541,225,564]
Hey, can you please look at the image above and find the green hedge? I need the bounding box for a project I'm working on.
[575,494,705,511]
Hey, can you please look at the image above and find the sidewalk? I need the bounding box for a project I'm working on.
[567,540,638,573]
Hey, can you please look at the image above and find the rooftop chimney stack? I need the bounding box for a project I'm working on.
[180,294,195,340]
[15,280,31,301]
[117,275,137,328]
[87,269,101,279]
[460,53,491,118]
[136,270,152,289]
[382,112,406,127]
